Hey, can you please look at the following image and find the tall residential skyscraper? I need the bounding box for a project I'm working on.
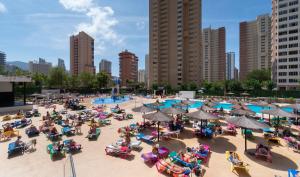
[272,0,300,90]
[0,51,6,69]
[58,58,66,71]
[226,52,235,80]
[119,50,138,87]
[202,27,226,82]
[99,59,112,75]
[29,58,52,75]
[234,67,239,81]
[149,0,202,88]
[145,54,149,88]
[240,14,272,80]
[70,31,95,76]
[138,69,146,83]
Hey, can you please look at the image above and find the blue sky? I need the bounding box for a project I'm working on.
[0,0,271,76]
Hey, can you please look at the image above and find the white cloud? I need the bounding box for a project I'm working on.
[0,2,7,13]
[59,0,122,54]
[59,0,93,12]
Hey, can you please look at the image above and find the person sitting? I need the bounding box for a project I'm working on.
[89,124,97,134]
[4,124,13,132]
[257,144,269,155]
[198,144,207,154]
[21,117,27,124]
[229,152,243,166]
[15,136,24,147]
[64,118,70,126]
[152,144,159,155]
[17,110,22,116]
[46,111,51,119]
[50,127,58,135]
[53,141,63,151]
[29,125,37,132]
[215,125,222,135]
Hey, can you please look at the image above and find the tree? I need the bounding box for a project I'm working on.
[189,82,198,91]
[243,79,262,90]
[47,67,67,89]
[152,83,158,90]
[264,80,276,91]
[202,81,212,91]
[79,72,96,92]
[32,72,47,90]
[227,80,243,92]
[96,72,110,89]
[246,69,271,82]
[68,75,80,91]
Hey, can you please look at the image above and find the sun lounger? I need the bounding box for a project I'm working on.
[47,144,65,160]
[8,142,25,158]
[288,169,299,177]
[116,139,142,151]
[187,145,210,163]
[61,126,75,136]
[156,159,191,177]
[168,151,201,169]
[86,128,101,140]
[105,145,131,158]
[255,144,272,163]
[141,147,170,163]
[136,133,156,144]
[225,151,249,173]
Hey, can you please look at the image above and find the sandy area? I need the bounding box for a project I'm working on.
[0,96,299,177]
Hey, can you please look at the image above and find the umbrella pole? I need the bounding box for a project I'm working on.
[244,128,247,152]
[269,114,271,126]
[201,120,203,134]
[157,122,160,142]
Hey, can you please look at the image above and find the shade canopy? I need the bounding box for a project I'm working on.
[132,105,156,113]
[230,108,255,116]
[186,110,219,121]
[261,108,298,118]
[282,104,300,111]
[142,111,173,122]
[161,107,185,114]
[226,116,270,130]
[226,92,235,95]
[240,92,250,96]
[199,105,216,112]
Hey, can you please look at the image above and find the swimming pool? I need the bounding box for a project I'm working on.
[213,103,234,110]
[92,96,130,104]
[147,99,203,110]
[210,102,294,114]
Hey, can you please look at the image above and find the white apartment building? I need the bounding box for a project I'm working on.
[29,58,52,75]
[226,52,235,80]
[272,0,300,90]
[138,69,146,83]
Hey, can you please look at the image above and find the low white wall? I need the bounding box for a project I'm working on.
[0,104,33,115]
[178,91,196,99]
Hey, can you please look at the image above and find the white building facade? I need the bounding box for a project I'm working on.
[272,0,300,90]
[138,69,146,83]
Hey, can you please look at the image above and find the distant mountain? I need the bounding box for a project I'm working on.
[6,61,29,71]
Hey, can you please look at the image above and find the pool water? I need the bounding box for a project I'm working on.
[213,103,234,110]
[147,99,203,110]
[93,96,130,104]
